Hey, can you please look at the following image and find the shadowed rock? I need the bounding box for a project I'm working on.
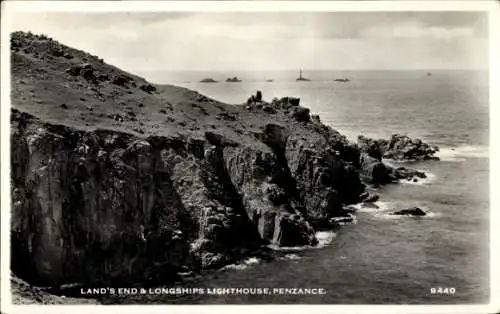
[392,207,426,216]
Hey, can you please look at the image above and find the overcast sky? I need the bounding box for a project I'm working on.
[11,11,488,72]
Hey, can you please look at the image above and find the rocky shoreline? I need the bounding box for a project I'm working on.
[9,31,438,303]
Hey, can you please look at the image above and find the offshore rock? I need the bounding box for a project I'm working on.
[392,207,427,216]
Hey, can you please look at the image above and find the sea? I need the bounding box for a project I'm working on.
[134,70,490,304]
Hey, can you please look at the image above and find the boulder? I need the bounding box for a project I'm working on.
[392,207,426,216]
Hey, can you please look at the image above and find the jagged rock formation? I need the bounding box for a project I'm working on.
[358,134,439,161]
[9,31,430,291]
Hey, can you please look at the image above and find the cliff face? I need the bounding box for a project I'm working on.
[10,31,372,287]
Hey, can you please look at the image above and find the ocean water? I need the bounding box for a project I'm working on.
[139,70,490,304]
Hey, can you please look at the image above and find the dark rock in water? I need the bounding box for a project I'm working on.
[391,166,427,181]
[392,207,426,216]
[226,76,241,82]
[200,78,218,83]
[334,78,350,82]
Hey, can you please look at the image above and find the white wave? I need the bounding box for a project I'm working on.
[266,244,307,252]
[399,171,437,186]
[280,253,302,261]
[356,201,392,213]
[221,257,261,271]
[267,230,338,252]
[329,213,358,226]
[436,145,489,161]
[423,211,441,218]
[315,231,337,248]
[244,257,260,265]
[221,263,248,271]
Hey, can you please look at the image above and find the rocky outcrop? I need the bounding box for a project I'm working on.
[358,134,439,161]
[359,152,429,185]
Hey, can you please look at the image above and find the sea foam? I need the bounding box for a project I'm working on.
[220,257,261,271]
[399,171,437,186]
[437,145,489,162]
[315,231,337,248]
[354,201,393,213]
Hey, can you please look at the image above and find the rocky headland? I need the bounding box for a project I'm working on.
[9,31,437,302]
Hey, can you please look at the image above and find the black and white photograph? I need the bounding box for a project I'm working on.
[0,1,498,312]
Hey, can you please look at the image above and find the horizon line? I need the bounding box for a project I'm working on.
[135,68,488,72]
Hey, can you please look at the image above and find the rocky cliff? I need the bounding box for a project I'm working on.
[9,31,422,290]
